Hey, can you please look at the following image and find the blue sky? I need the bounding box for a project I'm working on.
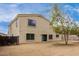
[0,3,79,33]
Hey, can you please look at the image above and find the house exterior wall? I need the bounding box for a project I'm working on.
[8,18,20,36]
[8,14,59,44]
[69,35,79,40]
[19,16,55,43]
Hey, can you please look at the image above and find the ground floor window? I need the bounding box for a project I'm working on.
[26,33,35,40]
[49,35,53,39]
[42,34,47,41]
[56,34,59,38]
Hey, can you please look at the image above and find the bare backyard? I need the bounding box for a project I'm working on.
[0,40,79,56]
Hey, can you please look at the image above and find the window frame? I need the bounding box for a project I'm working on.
[26,33,35,40]
[56,34,59,38]
[49,34,53,39]
[28,19,36,26]
[16,18,18,27]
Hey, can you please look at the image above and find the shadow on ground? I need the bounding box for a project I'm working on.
[49,40,79,47]
[53,43,75,46]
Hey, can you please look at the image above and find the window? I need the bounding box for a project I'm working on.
[26,33,35,40]
[56,35,59,38]
[28,19,36,26]
[16,18,18,27]
[49,35,53,39]
[16,20,17,27]
[42,34,47,41]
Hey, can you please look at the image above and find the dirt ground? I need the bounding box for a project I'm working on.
[0,40,79,56]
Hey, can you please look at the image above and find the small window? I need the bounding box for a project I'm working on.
[49,35,53,39]
[16,18,18,27]
[16,21,17,27]
[28,19,36,26]
[56,35,59,38]
[26,33,35,40]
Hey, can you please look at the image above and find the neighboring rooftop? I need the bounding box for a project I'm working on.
[0,32,7,36]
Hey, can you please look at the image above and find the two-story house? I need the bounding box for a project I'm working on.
[8,14,60,44]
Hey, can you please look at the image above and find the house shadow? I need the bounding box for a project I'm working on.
[51,40,79,47]
[53,43,75,46]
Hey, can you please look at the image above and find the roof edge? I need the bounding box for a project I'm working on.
[9,14,50,27]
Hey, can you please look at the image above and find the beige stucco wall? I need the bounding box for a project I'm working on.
[8,14,60,44]
[18,15,55,43]
[8,18,20,36]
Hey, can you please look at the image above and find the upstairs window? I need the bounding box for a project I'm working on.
[28,19,36,26]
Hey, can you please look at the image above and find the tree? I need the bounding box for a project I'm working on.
[73,22,79,39]
[50,4,74,45]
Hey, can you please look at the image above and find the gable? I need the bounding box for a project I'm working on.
[9,14,51,27]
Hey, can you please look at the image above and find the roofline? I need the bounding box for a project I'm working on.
[8,14,18,27]
[9,14,50,27]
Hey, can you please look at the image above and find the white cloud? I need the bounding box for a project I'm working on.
[64,4,79,14]
[0,4,20,22]
[75,21,79,26]
[64,5,73,10]
[73,8,79,13]
[9,4,17,8]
